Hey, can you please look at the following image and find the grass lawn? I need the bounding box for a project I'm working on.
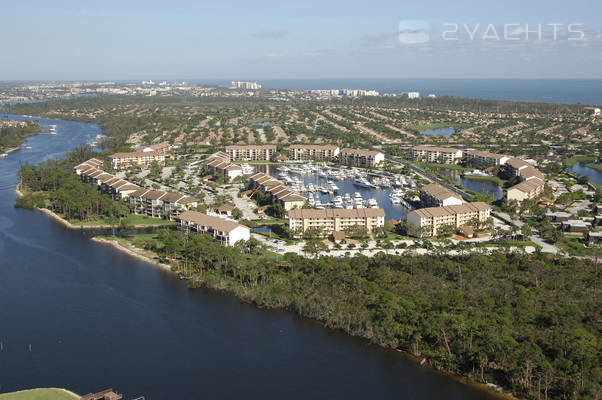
[0,388,78,400]
[564,155,596,167]
[413,161,469,171]
[584,162,602,172]
[70,214,176,227]
[241,218,288,228]
[557,236,598,256]
[462,174,504,186]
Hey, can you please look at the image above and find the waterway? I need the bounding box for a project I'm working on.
[570,162,602,186]
[0,113,501,399]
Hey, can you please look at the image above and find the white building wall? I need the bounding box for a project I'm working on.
[228,226,251,246]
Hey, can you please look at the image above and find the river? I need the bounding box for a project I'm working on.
[0,114,502,400]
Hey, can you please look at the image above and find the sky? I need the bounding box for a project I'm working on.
[2,0,601,80]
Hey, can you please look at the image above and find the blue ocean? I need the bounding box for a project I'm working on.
[195,78,602,105]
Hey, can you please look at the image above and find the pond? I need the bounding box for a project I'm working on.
[249,121,273,128]
[438,169,504,200]
[570,162,602,186]
[419,127,455,136]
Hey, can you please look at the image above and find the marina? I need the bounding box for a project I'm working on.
[258,163,416,220]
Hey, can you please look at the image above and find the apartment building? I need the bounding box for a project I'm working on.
[128,189,198,219]
[74,159,140,200]
[407,202,491,237]
[109,150,166,169]
[177,211,250,246]
[142,141,170,156]
[504,158,533,177]
[288,208,385,237]
[225,145,276,161]
[288,144,340,161]
[339,148,385,167]
[248,172,306,211]
[419,183,464,207]
[412,146,463,164]
[465,150,510,166]
[507,179,545,202]
[504,158,546,203]
[202,153,243,182]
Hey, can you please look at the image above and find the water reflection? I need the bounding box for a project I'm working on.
[438,169,503,200]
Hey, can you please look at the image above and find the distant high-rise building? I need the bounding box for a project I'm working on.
[231,81,262,90]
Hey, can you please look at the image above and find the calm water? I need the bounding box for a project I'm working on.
[439,169,504,200]
[420,127,455,137]
[570,162,602,186]
[0,114,500,400]
[258,165,409,221]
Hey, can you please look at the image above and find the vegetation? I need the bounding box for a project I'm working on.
[131,229,600,400]
[15,146,131,221]
[0,121,41,152]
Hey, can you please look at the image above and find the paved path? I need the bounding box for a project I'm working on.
[227,188,258,220]
[529,235,559,254]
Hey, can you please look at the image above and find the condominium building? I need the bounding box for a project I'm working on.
[507,179,545,202]
[202,153,243,182]
[504,158,546,203]
[419,184,464,207]
[177,211,250,246]
[504,158,535,177]
[248,172,306,211]
[339,148,385,167]
[142,141,171,156]
[288,144,340,161]
[74,159,140,200]
[412,146,463,164]
[231,81,261,90]
[407,202,491,237]
[465,150,510,166]
[225,145,276,161]
[128,189,198,219]
[288,208,386,237]
[109,150,166,169]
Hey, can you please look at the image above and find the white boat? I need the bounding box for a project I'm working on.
[0,153,8,158]
[390,197,401,204]
[327,181,339,192]
[333,196,344,208]
[353,177,373,188]
[241,163,255,175]
[366,198,378,208]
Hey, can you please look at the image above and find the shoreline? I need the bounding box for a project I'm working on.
[15,184,174,230]
[98,232,516,400]
[12,172,517,399]
[91,237,172,272]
